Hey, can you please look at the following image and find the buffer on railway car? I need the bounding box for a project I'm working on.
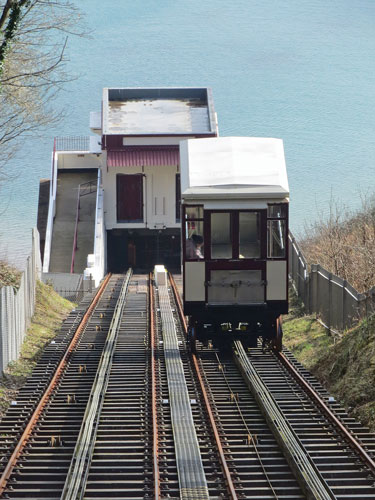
[180,137,289,351]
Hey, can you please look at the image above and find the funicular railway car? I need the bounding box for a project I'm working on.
[180,137,289,351]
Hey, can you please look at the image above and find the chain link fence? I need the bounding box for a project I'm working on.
[0,228,42,373]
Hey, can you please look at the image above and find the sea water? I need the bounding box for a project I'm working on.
[1,0,374,266]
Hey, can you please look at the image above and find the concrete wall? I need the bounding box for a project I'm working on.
[57,152,103,170]
[0,228,42,373]
[102,164,180,230]
[84,170,106,286]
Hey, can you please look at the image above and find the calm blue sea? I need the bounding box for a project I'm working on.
[1,0,375,266]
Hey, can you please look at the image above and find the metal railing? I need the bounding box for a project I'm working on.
[71,180,97,274]
[289,232,375,332]
[55,136,90,151]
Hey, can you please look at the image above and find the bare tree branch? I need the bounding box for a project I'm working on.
[0,0,85,172]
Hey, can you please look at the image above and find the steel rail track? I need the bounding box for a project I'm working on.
[170,273,305,498]
[82,274,154,499]
[246,345,375,498]
[234,340,335,500]
[149,272,160,500]
[61,270,132,499]
[1,270,375,499]
[170,272,375,499]
[276,349,375,476]
[0,273,112,497]
[157,277,209,500]
[0,274,125,498]
[169,272,239,500]
[153,276,231,498]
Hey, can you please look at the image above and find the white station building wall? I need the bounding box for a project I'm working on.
[102,164,180,231]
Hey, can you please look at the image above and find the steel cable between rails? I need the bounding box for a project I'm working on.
[213,351,279,500]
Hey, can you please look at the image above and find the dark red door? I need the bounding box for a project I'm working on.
[117,174,143,222]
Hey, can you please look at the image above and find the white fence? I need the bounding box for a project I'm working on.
[0,228,42,373]
[289,232,375,332]
[84,169,106,286]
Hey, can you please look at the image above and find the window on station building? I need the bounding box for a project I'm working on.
[211,212,232,259]
[185,205,204,260]
[116,174,143,222]
[267,204,287,258]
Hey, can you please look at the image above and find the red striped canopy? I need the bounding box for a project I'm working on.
[107,147,179,167]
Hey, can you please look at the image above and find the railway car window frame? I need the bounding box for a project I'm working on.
[210,212,232,259]
[175,173,181,222]
[207,210,264,261]
[267,203,288,259]
[239,211,261,259]
[183,204,205,261]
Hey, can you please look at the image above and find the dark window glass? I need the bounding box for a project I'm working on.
[185,206,203,219]
[267,204,287,218]
[267,219,286,258]
[211,213,232,259]
[239,212,260,258]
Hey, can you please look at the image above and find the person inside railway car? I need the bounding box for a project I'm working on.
[186,233,204,260]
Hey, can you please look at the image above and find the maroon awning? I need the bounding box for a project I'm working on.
[107,147,179,167]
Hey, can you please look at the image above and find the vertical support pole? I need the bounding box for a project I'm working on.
[328,272,332,334]
[342,280,347,331]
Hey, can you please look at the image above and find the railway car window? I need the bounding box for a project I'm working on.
[268,204,287,218]
[186,206,203,219]
[267,220,286,258]
[185,220,204,259]
[211,213,232,259]
[239,212,260,258]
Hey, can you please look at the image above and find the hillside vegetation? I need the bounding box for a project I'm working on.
[0,261,21,289]
[301,197,375,292]
[284,304,375,431]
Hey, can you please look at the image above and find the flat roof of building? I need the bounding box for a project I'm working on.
[102,87,216,136]
[180,137,289,199]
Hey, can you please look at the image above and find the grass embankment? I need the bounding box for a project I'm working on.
[0,280,74,417]
[283,290,375,431]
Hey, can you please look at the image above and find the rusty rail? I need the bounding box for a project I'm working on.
[168,273,238,500]
[0,273,112,495]
[149,273,160,499]
[276,349,375,476]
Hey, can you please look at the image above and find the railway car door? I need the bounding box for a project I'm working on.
[206,210,267,305]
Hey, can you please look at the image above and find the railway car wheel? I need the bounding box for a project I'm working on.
[273,317,283,351]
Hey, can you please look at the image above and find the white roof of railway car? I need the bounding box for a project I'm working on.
[180,137,289,199]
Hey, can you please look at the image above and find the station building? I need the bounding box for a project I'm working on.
[39,87,217,284]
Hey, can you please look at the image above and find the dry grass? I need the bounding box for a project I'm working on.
[301,196,375,292]
[0,261,22,289]
[0,280,74,417]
